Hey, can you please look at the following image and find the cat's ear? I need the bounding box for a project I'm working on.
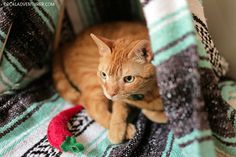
[90,33,113,56]
[128,40,153,64]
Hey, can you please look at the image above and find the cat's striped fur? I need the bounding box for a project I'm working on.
[53,22,167,143]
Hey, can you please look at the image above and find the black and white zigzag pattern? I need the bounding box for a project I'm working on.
[193,14,228,77]
[68,109,95,137]
[21,136,61,157]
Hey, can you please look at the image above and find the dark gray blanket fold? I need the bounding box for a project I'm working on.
[109,115,172,157]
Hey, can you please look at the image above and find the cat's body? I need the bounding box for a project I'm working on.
[53,22,167,144]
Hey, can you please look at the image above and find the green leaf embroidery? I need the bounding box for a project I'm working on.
[61,136,84,153]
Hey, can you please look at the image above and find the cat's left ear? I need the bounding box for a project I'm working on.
[128,40,153,64]
[90,33,113,56]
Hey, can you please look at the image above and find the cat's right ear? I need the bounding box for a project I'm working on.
[90,33,113,56]
[128,40,153,64]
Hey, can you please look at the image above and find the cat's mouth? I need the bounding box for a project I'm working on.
[103,89,144,101]
[103,91,126,101]
[104,92,117,100]
[106,95,119,101]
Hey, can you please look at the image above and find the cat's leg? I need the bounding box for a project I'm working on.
[125,98,164,111]
[142,109,168,123]
[85,89,111,129]
[53,51,81,104]
[108,101,136,144]
[126,123,136,140]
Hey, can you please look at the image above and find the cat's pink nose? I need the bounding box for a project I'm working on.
[109,92,117,97]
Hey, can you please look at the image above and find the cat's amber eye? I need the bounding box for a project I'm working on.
[100,71,107,79]
[123,76,135,83]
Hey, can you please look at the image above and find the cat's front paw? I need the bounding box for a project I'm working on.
[125,123,136,140]
[142,109,168,123]
[108,122,126,144]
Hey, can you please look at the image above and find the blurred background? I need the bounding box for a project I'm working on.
[204,0,236,79]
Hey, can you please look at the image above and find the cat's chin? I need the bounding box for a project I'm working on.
[106,96,119,101]
[104,92,115,100]
[104,93,125,101]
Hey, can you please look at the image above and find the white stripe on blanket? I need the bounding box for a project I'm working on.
[149,9,189,34]
[141,0,187,26]
[2,102,66,157]
[81,132,107,157]
[5,120,49,157]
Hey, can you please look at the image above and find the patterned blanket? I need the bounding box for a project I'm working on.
[1,0,236,157]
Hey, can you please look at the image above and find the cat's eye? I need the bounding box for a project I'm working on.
[123,76,135,83]
[100,71,107,79]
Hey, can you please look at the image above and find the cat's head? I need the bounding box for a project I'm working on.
[91,33,156,101]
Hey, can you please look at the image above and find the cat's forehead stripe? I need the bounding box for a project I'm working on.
[107,39,135,75]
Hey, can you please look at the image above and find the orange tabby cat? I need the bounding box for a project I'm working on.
[53,22,167,144]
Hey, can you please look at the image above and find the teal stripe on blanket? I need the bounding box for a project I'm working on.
[4,50,27,74]
[1,102,66,157]
[219,81,235,88]
[197,39,212,69]
[0,95,65,155]
[227,107,236,129]
[36,0,59,26]
[0,29,6,38]
[88,138,112,157]
[0,30,6,49]
[176,130,215,157]
[214,138,236,156]
[30,0,55,32]
[213,133,236,143]
[149,12,192,53]
[196,39,207,58]
[0,41,3,50]
[161,132,182,157]
[215,81,236,156]
[161,132,175,157]
[0,73,10,92]
[220,81,236,129]
[198,60,212,69]
[220,82,236,102]
[152,35,196,65]
[182,140,216,157]
[169,137,182,157]
[74,130,108,156]
[104,145,117,157]
[0,94,58,133]
[0,50,29,89]
[229,108,236,130]
[148,5,188,29]
[84,130,107,149]
[176,130,212,144]
[0,54,22,85]
[150,15,196,65]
